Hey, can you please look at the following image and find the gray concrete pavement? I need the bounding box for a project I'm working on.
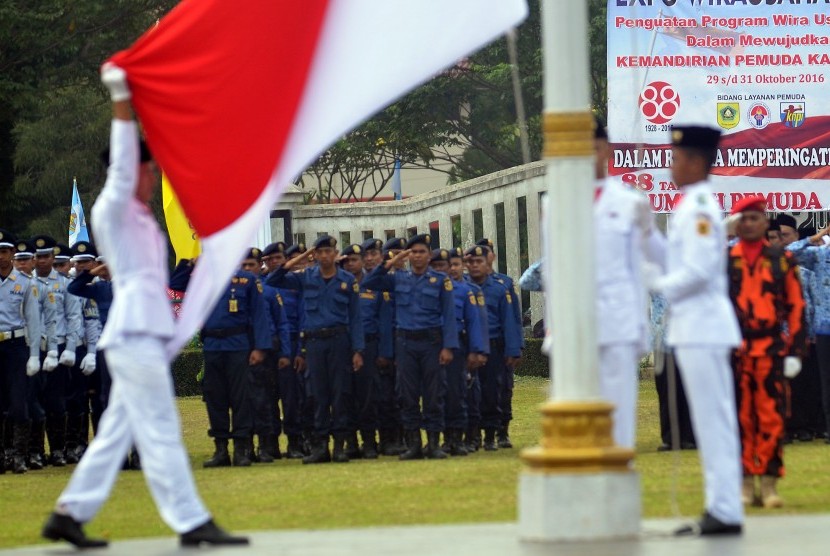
[5,515,829,556]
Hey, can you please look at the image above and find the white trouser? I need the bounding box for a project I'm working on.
[57,335,209,533]
[675,346,743,525]
[599,343,640,449]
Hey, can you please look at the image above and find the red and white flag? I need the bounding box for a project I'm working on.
[107,0,527,359]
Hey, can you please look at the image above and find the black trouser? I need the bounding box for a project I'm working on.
[248,360,274,437]
[499,362,514,428]
[305,330,352,437]
[0,337,30,424]
[445,343,469,430]
[203,350,253,440]
[654,350,696,446]
[466,371,482,433]
[815,335,830,436]
[275,339,303,437]
[98,349,111,409]
[351,336,379,432]
[376,358,400,431]
[479,340,504,430]
[788,343,825,435]
[65,345,89,420]
[395,332,446,433]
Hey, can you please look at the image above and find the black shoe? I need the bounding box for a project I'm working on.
[795,431,814,442]
[657,443,672,452]
[399,430,423,461]
[13,455,28,474]
[483,429,498,451]
[361,431,379,460]
[256,436,274,463]
[380,429,406,456]
[203,440,231,468]
[448,430,468,456]
[465,428,481,453]
[286,435,305,459]
[232,440,252,467]
[180,519,249,547]
[345,433,361,459]
[302,439,331,464]
[674,512,742,537]
[42,512,108,548]
[681,442,697,450]
[497,426,513,449]
[332,435,350,463]
[425,432,448,460]
[28,452,45,470]
[129,449,142,471]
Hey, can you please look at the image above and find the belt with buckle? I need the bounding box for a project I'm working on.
[397,327,442,341]
[0,328,26,342]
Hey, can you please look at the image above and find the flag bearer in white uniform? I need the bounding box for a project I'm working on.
[42,64,248,549]
[649,125,743,536]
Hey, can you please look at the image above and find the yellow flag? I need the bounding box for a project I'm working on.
[162,174,201,260]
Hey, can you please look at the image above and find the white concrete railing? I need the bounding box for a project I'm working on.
[282,161,548,326]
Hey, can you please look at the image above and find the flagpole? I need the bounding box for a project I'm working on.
[517,0,639,542]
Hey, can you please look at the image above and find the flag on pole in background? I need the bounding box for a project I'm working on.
[107,0,527,359]
[162,173,201,261]
[68,178,90,246]
[392,158,402,200]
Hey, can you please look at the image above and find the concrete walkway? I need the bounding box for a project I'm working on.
[6,515,829,556]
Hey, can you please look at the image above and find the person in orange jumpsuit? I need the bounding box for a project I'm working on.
[727,195,806,509]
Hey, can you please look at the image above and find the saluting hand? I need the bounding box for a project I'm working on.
[439,348,453,366]
[89,264,108,277]
[283,249,314,270]
[249,349,265,366]
[384,249,411,270]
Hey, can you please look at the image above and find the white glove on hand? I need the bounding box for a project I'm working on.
[80,353,97,376]
[641,262,663,293]
[101,63,131,102]
[42,351,59,372]
[784,356,802,379]
[59,350,76,367]
[26,356,41,377]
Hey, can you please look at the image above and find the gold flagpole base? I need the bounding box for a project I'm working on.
[520,401,635,473]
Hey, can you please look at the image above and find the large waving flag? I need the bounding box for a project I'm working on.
[107,0,528,359]
[68,178,90,246]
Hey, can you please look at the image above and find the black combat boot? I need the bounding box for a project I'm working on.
[286,435,305,459]
[302,437,331,464]
[449,429,469,456]
[425,431,448,460]
[361,430,379,459]
[180,518,249,547]
[203,439,231,468]
[483,428,498,451]
[232,438,252,467]
[465,427,481,453]
[345,432,361,459]
[13,421,31,474]
[64,413,85,464]
[258,434,280,462]
[497,424,513,449]
[46,414,67,467]
[28,420,46,469]
[399,430,423,460]
[42,512,108,548]
[380,428,405,456]
[332,435,350,463]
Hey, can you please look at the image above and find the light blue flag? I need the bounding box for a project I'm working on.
[392,158,402,201]
[69,178,90,246]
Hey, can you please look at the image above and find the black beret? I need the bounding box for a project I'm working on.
[71,241,98,259]
[285,243,306,257]
[262,242,286,256]
[341,244,362,257]
[775,214,797,230]
[671,126,721,151]
[447,247,464,259]
[245,247,262,260]
[430,248,450,263]
[313,235,337,249]
[465,245,490,258]
[100,139,152,166]
[475,238,494,249]
[53,243,72,261]
[361,238,384,252]
[0,228,16,248]
[405,234,431,249]
[31,235,57,255]
[767,220,780,232]
[383,237,407,252]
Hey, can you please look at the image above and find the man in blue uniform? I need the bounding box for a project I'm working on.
[241,248,290,463]
[363,234,458,460]
[267,236,364,464]
[433,248,488,455]
[263,242,307,458]
[0,230,43,474]
[465,245,522,451]
[200,257,271,468]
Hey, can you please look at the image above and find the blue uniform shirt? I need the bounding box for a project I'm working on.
[787,238,830,335]
[469,274,522,357]
[362,265,458,350]
[202,271,271,352]
[267,266,364,352]
[452,278,488,354]
[492,271,524,349]
[68,271,113,326]
[262,284,291,358]
[378,290,395,359]
[357,276,393,338]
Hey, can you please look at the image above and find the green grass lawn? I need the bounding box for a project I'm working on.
[2,376,828,548]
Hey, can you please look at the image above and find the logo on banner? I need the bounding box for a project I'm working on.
[780,103,806,128]
[639,81,680,124]
[717,103,740,130]
[748,103,771,130]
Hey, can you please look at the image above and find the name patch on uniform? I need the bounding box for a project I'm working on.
[360,292,376,300]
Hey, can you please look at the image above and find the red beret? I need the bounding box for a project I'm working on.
[730,195,767,215]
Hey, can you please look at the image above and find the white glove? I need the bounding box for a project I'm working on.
[783,356,802,379]
[80,353,97,376]
[26,356,41,377]
[541,333,553,356]
[101,63,131,102]
[59,349,77,367]
[641,262,663,293]
[42,351,59,372]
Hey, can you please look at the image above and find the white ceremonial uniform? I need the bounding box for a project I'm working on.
[653,180,743,526]
[595,177,665,449]
[57,120,209,533]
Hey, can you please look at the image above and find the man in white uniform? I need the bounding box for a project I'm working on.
[42,65,248,548]
[649,125,743,536]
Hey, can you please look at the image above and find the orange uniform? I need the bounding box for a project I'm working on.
[728,241,806,477]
